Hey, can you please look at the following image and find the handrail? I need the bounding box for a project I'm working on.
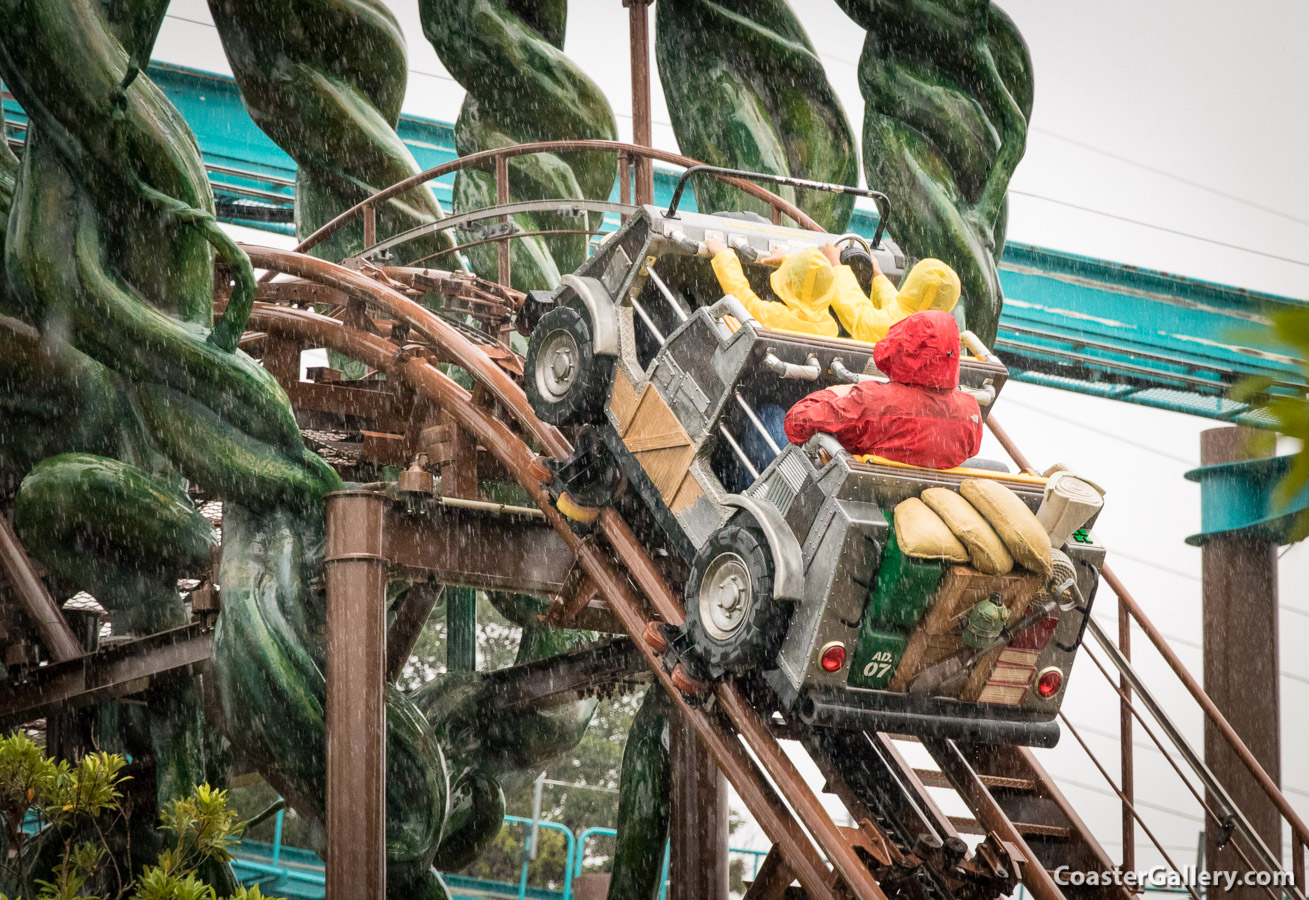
[282,140,824,268]
[572,826,770,899]
[664,163,890,248]
[985,414,1309,857]
[504,814,577,900]
[1084,618,1296,896]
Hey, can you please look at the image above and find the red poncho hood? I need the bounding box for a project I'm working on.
[872,310,960,389]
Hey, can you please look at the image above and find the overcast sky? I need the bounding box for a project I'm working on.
[190,0,1309,878]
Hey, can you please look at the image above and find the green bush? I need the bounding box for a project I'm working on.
[0,732,277,900]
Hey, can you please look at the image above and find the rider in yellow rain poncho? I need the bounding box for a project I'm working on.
[706,238,840,337]
[829,252,962,343]
[705,237,961,345]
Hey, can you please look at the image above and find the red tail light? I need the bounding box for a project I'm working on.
[1035,666,1064,698]
[820,642,847,673]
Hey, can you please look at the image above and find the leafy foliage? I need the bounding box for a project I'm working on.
[1237,307,1309,542]
[0,734,277,900]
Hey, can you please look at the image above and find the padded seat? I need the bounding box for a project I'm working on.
[853,454,1048,486]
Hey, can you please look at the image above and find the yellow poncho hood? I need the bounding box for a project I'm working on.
[895,258,961,315]
[769,247,837,323]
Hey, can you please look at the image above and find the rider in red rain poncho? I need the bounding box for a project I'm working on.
[783,310,982,469]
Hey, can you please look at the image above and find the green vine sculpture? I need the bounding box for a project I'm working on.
[0,1,442,893]
[655,0,859,232]
[606,689,672,900]
[0,137,16,279]
[835,0,1033,344]
[0,0,331,882]
[2,4,602,895]
[207,0,455,264]
[420,0,617,291]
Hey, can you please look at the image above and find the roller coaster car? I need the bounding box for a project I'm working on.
[524,195,1105,748]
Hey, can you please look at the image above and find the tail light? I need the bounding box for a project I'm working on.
[1035,666,1064,698]
[819,642,847,673]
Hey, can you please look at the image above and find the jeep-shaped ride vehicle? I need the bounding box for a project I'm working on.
[523,169,1105,747]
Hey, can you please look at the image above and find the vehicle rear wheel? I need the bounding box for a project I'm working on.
[524,303,611,426]
[684,519,787,675]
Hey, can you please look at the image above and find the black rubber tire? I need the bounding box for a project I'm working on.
[524,303,611,426]
[684,520,787,675]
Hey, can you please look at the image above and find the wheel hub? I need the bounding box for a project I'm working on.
[700,552,752,640]
[536,329,580,402]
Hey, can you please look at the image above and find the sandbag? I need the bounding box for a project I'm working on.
[893,497,969,563]
[960,478,1053,577]
[921,487,1014,575]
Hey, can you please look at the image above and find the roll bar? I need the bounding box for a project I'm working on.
[665,164,891,249]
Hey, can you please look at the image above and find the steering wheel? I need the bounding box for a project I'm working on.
[833,232,872,256]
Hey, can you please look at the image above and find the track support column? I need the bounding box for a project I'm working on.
[1200,427,1281,898]
[325,490,388,898]
[624,0,654,204]
[670,709,729,900]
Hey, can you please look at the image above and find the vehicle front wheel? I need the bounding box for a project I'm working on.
[684,519,787,676]
[524,304,611,426]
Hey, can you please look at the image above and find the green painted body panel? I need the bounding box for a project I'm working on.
[847,625,908,691]
[867,525,944,629]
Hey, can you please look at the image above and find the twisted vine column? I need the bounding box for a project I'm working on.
[836,0,1033,344]
[0,135,16,266]
[208,0,455,264]
[420,0,617,291]
[0,3,444,894]
[655,0,859,232]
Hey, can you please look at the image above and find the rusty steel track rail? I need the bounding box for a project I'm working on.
[244,247,888,900]
[253,247,1298,900]
[0,512,82,662]
[271,140,823,280]
[0,624,212,729]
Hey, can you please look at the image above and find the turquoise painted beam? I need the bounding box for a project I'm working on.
[5,63,1304,426]
[1185,455,1309,546]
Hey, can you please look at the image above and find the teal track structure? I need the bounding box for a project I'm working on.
[1185,454,1309,546]
[5,63,1303,426]
[229,815,770,900]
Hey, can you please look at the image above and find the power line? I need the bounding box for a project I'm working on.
[1091,611,1200,650]
[997,396,1197,465]
[1054,775,1207,823]
[1098,551,1309,623]
[164,12,211,28]
[1031,126,1309,231]
[1009,190,1309,269]
[1105,549,1201,583]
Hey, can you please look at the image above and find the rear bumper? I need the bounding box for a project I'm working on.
[767,673,1061,748]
